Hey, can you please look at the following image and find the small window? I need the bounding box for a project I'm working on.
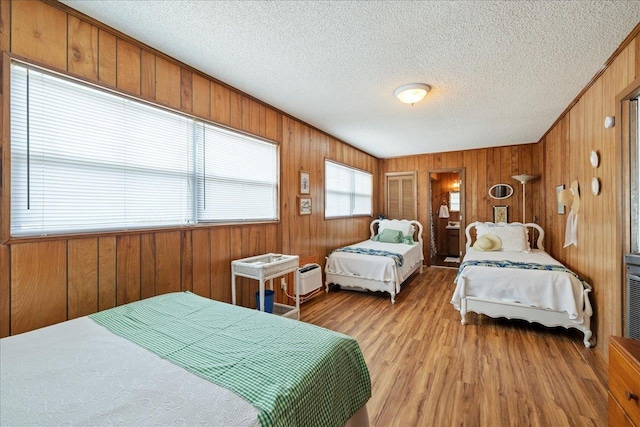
[325,160,372,218]
[449,191,461,212]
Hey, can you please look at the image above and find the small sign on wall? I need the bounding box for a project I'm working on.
[299,197,312,215]
[300,171,310,194]
[493,205,508,223]
[556,184,565,214]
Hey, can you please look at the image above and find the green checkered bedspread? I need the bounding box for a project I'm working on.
[89,292,370,427]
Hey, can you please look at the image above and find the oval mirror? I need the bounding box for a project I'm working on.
[489,184,514,200]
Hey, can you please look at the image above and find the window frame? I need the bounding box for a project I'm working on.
[2,55,280,243]
[324,159,373,219]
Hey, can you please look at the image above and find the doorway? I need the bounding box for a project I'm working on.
[428,168,465,268]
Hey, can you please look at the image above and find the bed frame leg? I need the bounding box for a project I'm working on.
[583,330,593,348]
[460,313,467,325]
[390,293,396,304]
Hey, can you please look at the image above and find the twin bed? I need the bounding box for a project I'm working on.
[452,221,593,347]
[1,292,371,426]
[324,219,424,303]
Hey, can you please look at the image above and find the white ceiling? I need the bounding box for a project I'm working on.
[61,1,640,159]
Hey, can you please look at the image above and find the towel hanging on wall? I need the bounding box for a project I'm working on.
[438,205,450,219]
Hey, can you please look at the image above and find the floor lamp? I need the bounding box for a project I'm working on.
[511,174,539,223]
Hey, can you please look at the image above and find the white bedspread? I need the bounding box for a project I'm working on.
[1,317,260,426]
[325,240,423,289]
[451,249,588,322]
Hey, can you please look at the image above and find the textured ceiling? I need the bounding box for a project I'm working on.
[61,1,640,158]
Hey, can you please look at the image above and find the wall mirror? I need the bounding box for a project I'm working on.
[488,184,514,200]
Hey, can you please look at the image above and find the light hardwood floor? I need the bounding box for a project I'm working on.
[302,267,608,427]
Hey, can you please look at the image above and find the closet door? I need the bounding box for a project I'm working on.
[386,172,417,220]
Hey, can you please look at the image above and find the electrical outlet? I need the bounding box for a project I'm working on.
[280,278,286,290]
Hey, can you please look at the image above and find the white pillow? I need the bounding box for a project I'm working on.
[475,223,530,252]
[379,219,414,237]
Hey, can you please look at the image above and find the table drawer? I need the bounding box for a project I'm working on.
[610,342,640,425]
[610,392,635,427]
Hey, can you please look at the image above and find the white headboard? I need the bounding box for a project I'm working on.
[464,221,545,251]
[370,219,424,245]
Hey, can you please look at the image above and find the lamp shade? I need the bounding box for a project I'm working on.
[394,83,431,104]
[511,174,539,184]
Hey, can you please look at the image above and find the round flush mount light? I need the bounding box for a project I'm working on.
[394,83,431,105]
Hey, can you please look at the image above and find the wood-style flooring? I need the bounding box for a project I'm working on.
[302,267,608,427]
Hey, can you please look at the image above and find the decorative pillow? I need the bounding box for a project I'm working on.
[374,228,403,243]
[475,223,530,252]
[402,235,415,245]
[379,219,414,237]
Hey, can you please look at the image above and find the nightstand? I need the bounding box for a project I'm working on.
[609,337,640,426]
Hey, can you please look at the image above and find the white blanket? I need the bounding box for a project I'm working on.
[451,249,588,322]
[1,317,260,426]
[326,240,423,290]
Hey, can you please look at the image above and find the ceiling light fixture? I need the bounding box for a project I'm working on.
[394,83,431,105]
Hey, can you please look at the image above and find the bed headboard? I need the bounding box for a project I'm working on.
[464,221,545,251]
[370,219,424,245]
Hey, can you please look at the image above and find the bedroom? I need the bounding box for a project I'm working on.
[1,1,640,425]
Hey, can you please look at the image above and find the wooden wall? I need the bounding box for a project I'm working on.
[0,0,377,336]
[380,144,544,264]
[540,33,638,356]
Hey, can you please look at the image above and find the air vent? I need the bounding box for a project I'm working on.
[625,254,640,339]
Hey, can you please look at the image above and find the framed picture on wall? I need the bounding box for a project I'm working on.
[493,205,508,223]
[299,197,312,215]
[557,184,565,214]
[300,171,310,194]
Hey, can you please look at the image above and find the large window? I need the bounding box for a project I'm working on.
[325,160,372,218]
[9,61,278,238]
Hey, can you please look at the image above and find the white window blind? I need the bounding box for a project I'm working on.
[197,123,278,222]
[9,61,278,237]
[325,160,372,218]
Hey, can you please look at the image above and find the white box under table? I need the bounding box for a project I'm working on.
[231,254,300,319]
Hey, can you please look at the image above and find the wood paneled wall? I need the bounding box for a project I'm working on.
[0,0,377,336]
[380,144,544,264]
[540,34,638,357]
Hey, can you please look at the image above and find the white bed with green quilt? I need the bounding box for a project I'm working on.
[0,292,371,426]
[325,219,424,304]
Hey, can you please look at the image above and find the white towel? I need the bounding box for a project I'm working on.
[438,205,450,219]
[564,210,578,248]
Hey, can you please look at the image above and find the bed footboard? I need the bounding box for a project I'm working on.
[459,295,594,347]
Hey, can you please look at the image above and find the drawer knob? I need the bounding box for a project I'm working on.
[626,390,639,401]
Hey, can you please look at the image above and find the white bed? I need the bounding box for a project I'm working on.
[325,219,424,303]
[1,292,371,426]
[451,222,593,347]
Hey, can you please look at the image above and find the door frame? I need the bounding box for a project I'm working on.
[427,167,466,266]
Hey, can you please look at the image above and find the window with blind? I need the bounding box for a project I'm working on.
[325,160,372,218]
[9,61,278,238]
